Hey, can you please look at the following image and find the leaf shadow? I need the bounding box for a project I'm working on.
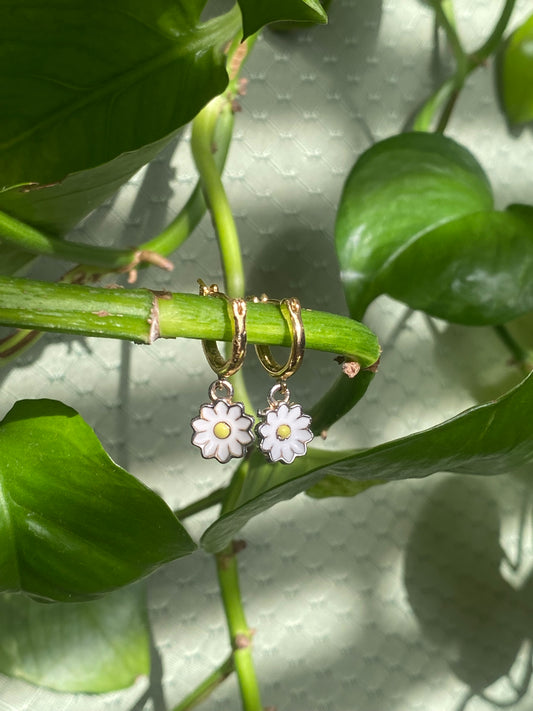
[404,475,533,711]
[128,625,167,711]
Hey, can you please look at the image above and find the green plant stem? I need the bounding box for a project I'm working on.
[171,654,235,711]
[494,325,532,375]
[191,31,264,711]
[0,328,42,364]
[175,487,227,520]
[414,0,517,132]
[191,99,245,300]
[0,210,174,272]
[473,0,516,61]
[432,0,468,78]
[0,276,381,363]
[221,458,250,517]
[191,32,259,413]
[215,543,263,711]
[309,369,376,436]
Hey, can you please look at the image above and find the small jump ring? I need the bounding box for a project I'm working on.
[255,297,305,379]
[199,280,247,378]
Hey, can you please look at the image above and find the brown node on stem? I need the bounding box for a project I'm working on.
[334,356,361,378]
[234,633,251,650]
[232,539,247,554]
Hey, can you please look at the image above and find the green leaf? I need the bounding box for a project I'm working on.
[201,372,533,552]
[0,134,187,236]
[335,132,494,319]
[0,584,149,692]
[0,244,35,276]
[238,0,327,39]
[0,399,196,602]
[306,475,383,499]
[498,13,533,124]
[375,206,533,325]
[0,1,237,233]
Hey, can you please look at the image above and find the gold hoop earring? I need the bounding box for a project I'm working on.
[191,281,254,463]
[255,297,313,464]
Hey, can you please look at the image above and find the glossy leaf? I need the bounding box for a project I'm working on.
[0,399,196,601]
[375,206,533,325]
[335,132,493,319]
[0,133,186,235]
[238,0,327,38]
[498,13,533,124]
[0,1,235,233]
[0,585,149,692]
[201,372,533,552]
[306,475,383,499]
[0,244,35,276]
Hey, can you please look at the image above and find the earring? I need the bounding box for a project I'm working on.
[255,297,313,464]
[191,281,254,463]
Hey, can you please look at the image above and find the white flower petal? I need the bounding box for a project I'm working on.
[235,415,254,431]
[227,403,245,422]
[292,415,312,431]
[286,405,303,423]
[235,428,253,446]
[297,427,313,444]
[192,431,211,446]
[261,432,278,450]
[201,439,218,458]
[258,421,274,439]
[290,438,307,455]
[228,439,246,458]
[191,418,211,433]
[264,409,279,426]
[277,403,290,419]
[280,443,298,464]
[214,400,230,417]
[215,441,231,463]
[266,440,284,462]
[200,405,218,422]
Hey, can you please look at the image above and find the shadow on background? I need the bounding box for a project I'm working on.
[404,476,533,711]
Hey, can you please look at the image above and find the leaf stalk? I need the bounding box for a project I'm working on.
[171,654,235,711]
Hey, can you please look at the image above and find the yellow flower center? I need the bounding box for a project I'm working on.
[276,424,292,441]
[214,421,231,439]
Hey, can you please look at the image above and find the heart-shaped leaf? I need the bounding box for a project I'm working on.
[0,1,234,233]
[335,132,494,319]
[0,584,149,692]
[238,0,327,38]
[201,372,533,552]
[0,399,196,601]
[374,206,533,325]
[497,13,533,124]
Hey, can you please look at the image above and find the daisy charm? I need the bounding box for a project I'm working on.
[191,380,254,463]
[257,386,313,464]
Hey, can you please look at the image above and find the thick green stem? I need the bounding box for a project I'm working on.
[171,654,235,711]
[191,99,244,300]
[0,276,381,364]
[216,544,263,711]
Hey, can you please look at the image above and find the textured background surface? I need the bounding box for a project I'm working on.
[2,0,533,709]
